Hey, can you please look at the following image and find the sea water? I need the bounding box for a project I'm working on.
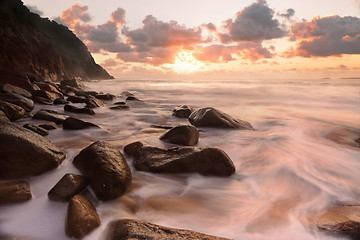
[0,78,359,240]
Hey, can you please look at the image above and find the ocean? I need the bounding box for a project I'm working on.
[1,78,359,239]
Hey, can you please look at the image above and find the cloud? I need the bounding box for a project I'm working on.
[59,3,91,27]
[220,0,286,42]
[279,8,295,19]
[204,23,217,31]
[26,5,43,16]
[101,58,118,67]
[289,16,360,57]
[355,0,360,9]
[111,8,126,25]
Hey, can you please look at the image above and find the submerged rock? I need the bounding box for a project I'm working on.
[73,141,132,201]
[189,107,253,130]
[63,117,99,130]
[48,174,88,202]
[0,180,32,205]
[133,146,235,176]
[0,100,26,121]
[126,96,141,101]
[64,104,95,115]
[124,141,144,157]
[23,124,49,136]
[32,109,69,124]
[0,92,34,112]
[38,123,57,130]
[85,95,104,108]
[95,93,114,101]
[0,119,66,179]
[66,194,100,238]
[160,125,199,146]
[173,105,194,118]
[107,219,229,240]
[110,105,130,110]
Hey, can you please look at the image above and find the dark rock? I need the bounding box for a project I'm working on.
[110,105,130,110]
[67,95,88,103]
[120,91,135,98]
[0,110,9,121]
[0,100,26,121]
[173,105,194,118]
[75,90,98,97]
[73,141,132,201]
[63,117,99,130]
[189,107,253,130]
[0,119,66,179]
[124,141,144,157]
[32,90,60,102]
[61,78,84,89]
[53,97,68,105]
[0,71,34,92]
[95,93,115,101]
[34,82,63,97]
[126,96,140,101]
[160,125,199,146]
[58,84,78,96]
[0,93,34,112]
[85,95,104,108]
[38,123,57,130]
[66,194,101,239]
[32,96,53,105]
[0,180,32,205]
[23,124,49,136]
[150,124,173,129]
[134,146,235,176]
[107,219,229,240]
[32,109,69,124]
[64,104,95,115]
[48,174,88,201]
[114,101,127,105]
[0,83,32,98]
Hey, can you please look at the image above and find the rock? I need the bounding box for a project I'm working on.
[0,119,66,179]
[189,107,253,130]
[32,90,60,102]
[114,101,127,105]
[66,194,101,238]
[61,78,84,89]
[32,109,69,124]
[67,95,88,103]
[48,174,88,201]
[110,105,130,110]
[107,219,229,240]
[76,90,98,97]
[124,141,144,157]
[0,71,35,92]
[32,96,53,105]
[53,97,68,105]
[63,117,99,130]
[64,104,95,115]
[73,141,132,201]
[95,93,114,101]
[133,146,235,176]
[126,96,140,101]
[38,123,57,130]
[0,83,32,98]
[0,100,26,121]
[0,180,32,205]
[34,82,62,96]
[0,93,34,112]
[120,91,135,98]
[0,110,9,121]
[23,124,49,136]
[173,105,194,118]
[85,95,104,108]
[160,125,199,146]
[150,124,173,129]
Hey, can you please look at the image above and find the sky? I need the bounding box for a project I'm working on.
[23,0,360,79]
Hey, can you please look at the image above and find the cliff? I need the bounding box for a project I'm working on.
[0,0,113,81]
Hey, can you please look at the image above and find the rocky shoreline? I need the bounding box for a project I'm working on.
[1,78,360,239]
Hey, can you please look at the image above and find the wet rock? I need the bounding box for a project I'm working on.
[0,100,26,121]
[23,124,49,136]
[160,125,199,146]
[32,96,53,105]
[32,90,60,102]
[95,93,115,101]
[85,95,104,108]
[133,146,235,176]
[53,97,68,105]
[173,105,194,118]
[150,124,173,129]
[32,109,69,124]
[77,90,98,97]
[0,110,9,121]
[73,141,132,201]
[0,119,66,179]
[0,71,34,92]
[66,194,101,238]
[34,82,63,97]
[189,107,253,130]
[126,96,140,101]
[0,93,34,112]
[67,95,88,103]
[64,104,95,115]
[0,83,32,98]
[120,91,135,98]
[48,174,88,201]
[60,78,84,89]
[0,180,32,205]
[124,141,144,157]
[63,117,99,130]
[114,101,127,105]
[38,123,57,130]
[107,219,229,240]
[110,104,130,110]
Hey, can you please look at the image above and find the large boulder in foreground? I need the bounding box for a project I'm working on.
[189,107,253,130]
[0,92,34,112]
[48,173,88,202]
[160,125,199,146]
[107,219,229,240]
[73,141,132,201]
[0,119,66,179]
[133,146,235,176]
[66,194,100,239]
[0,180,32,205]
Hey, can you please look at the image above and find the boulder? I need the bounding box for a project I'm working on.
[32,96,53,105]
[0,71,34,92]
[23,124,49,136]
[133,146,235,176]
[0,93,34,112]
[0,110,9,121]
[95,93,114,101]
[64,104,95,115]
[34,82,62,96]
[0,100,26,121]
[120,91,135,98]
[0,83,32,98]
[53,97,68,105]
[66,194,101,238]
[48,174,88,201]
[173,105,193,118]
[160,125,199,146]
[67,95,88,104]
[63,117,99,130]
[60,78,84,89]
[85,95,104,108]
[38,123,57,130]
[0,119,66,179]
[32,90,60,102]
[110,105,130,110]
[189,107,253,130]
[32,109,69,124]
[126,96,140,101]
[73,141,132,201]
[0,180,32,205]
[107,219,229,240]
[124,141,143,157]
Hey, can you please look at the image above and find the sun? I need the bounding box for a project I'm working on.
[171,51,204,74]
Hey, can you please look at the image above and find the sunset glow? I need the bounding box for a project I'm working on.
[171,51,204,74]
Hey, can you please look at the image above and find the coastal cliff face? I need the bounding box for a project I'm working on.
[0,0,113,82]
